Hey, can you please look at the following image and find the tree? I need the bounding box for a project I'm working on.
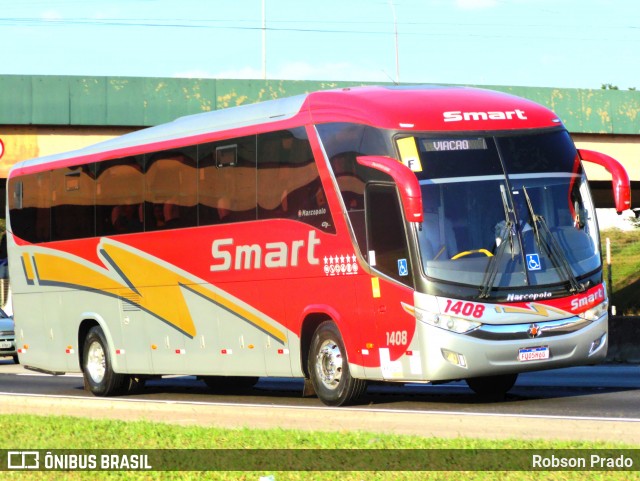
[601,84,636,90]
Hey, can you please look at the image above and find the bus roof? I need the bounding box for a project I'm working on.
[9,85,563,177]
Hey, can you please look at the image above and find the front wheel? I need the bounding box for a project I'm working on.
[466,373,518,400]
[308,321,366,406]
[82,326,128,396]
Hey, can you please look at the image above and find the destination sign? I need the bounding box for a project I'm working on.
[422,138,487,152]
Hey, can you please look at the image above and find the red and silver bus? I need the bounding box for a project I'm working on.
[6,86,631,405]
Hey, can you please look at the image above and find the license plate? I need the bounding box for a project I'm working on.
[0,341,12,349]
[518,346,549,362]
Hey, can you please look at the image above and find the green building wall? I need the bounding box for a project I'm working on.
[0,75,638,135]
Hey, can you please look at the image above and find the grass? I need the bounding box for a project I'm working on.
[600,228,640,314]
[0,414,638,480]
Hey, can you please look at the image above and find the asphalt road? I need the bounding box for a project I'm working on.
[1,360,639,443]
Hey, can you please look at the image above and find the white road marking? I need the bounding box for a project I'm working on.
[0,390,639,424]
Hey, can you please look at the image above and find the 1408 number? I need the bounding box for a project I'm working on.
[386,330,408,346]
[444,300,485,318]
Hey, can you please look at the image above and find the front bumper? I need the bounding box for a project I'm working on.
[417,314,608,381]
[0,331,17,357]
[0,332,16,358]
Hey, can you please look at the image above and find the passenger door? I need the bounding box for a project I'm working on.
[364,184,417,380]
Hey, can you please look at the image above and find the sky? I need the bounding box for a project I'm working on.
[0,0,638,90]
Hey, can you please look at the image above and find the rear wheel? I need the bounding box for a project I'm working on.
[12,354,19,364]
[466,373,518,400]
[308,321,366,406]
[82,326,128,396]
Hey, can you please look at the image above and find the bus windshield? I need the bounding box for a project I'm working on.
[411,130,599,292]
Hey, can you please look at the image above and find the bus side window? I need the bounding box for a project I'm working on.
[197,136,257,225]
[51,166,96,241]
[257,128,334,232]
[365,183,413,286]
[96,157,144,236]
[257,131,294,218]
[8,172,51,243]
[144,148,197,231]
[331,152,365,211]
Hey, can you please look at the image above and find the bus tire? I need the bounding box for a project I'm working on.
[465,373,518,400]
[82,326,127,396]
[308,321,366,406]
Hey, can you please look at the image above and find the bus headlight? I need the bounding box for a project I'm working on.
[578,300,608,321]
[415,308,481,334]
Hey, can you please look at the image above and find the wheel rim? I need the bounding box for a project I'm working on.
[86,340,106,383]
[315,339,343,390]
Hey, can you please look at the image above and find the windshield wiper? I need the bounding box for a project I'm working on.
[479,185,514,299]
[522,186,585,294]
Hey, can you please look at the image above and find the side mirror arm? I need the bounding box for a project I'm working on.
[356,155,423,223]
[578,149,631,214]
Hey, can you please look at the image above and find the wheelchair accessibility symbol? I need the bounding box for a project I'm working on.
[398,258,409,276]
[526,254,541,271]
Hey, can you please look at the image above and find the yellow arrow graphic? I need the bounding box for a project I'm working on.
[100,242,197,337]
[28,239,287,343]
[494,303,566,318]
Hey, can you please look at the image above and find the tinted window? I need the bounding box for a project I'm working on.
[145,147,197,230]
[8,172,51,243]
[197,136,257,225]
[257,128,334,232]
[366,184,412,285]
[11,127,338,243]
[51,165,95,241]
[497,130,578,174]
[317,122,393,213]
[316,123,395,246]
[96,156,144,236]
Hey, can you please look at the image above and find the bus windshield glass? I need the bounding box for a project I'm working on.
[411,130,599,292]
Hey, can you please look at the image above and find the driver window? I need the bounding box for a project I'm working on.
[365,184,413,286]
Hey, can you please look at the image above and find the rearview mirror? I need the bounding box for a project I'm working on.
[356,156,423,222]
[578,149,631,214]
